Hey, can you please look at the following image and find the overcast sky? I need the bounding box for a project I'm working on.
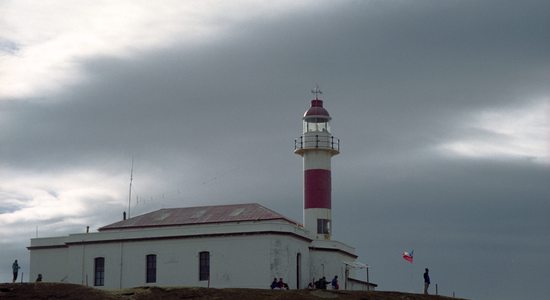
[1,1,549,299]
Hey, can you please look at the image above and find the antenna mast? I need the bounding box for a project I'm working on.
[128,157,134,219]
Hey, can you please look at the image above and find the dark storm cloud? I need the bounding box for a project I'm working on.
[2,0,549,169]
[1,1,549,299]
[333,158,550,299]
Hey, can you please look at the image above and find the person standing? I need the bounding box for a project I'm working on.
[12,260,20,283]
[331,275,339,289]
[320,276,328,289]
[423,268,430,295]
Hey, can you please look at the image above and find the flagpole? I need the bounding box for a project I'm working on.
[410,250,414,293]
[402,250,414,293]
[410,262,414,293]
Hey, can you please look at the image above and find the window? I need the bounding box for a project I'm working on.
[199,251,210,281]
[94,257,105,286]
[146,254,157,283]
[303,119,330,133]
[317,219,330,234]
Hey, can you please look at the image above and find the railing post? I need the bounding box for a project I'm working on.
[316,135,319,148]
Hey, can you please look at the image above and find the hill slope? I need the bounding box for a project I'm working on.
[0,283,466,300]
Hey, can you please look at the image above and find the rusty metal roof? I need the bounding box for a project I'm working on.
[99,203,298,231]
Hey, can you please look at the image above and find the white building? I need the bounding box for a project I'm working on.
[28,93,376,291]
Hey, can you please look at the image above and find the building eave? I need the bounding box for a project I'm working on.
[99,217,299,232]
[27,244,68,250]
[309,246,358,259]
[348,277,378,287]
[28,230,313,250]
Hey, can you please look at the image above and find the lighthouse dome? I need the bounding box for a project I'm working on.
[304,99,331,124]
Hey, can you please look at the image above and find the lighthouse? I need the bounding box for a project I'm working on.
[29,88,376,290]
[294,88,339,240]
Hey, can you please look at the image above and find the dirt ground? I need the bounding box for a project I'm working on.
[0,283,466,300]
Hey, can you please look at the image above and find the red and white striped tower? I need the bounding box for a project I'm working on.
[294,88,340,240]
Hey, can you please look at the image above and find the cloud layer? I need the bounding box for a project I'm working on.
[1,1,549,299]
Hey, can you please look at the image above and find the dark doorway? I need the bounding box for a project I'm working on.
[296,253,301,289]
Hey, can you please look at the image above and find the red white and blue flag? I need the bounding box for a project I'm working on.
[402,250,414,263]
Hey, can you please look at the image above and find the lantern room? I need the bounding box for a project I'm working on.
[302,99,331,133]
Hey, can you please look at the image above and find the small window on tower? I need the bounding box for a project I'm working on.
[317,219,330,234]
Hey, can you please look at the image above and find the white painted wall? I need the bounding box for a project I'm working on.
[303,208,331,240]
[29,221,312,289]
[309,250,349,283]
[347,279,376,291]
[308,239,358,289]
[29,220,366,290]
[303,150,333,170]
[29,247,68,283]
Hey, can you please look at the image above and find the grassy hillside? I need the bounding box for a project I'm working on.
[0,283,467,300]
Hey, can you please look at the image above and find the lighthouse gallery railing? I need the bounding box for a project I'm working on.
[294,135,340,152]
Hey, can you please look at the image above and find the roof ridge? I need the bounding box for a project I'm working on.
[159,202,261,210]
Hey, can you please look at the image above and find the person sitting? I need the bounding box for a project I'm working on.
[270,277,278,289]
[277,278,289,290]
[36,274,43,282]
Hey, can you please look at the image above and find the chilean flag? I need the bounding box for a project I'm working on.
[402,250,414,263]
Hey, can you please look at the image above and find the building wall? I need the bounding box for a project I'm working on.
[29,221,363,290]
[269,235,310,289]
[309,249,349,283]
[29,247,68,283]
[347,279,376,291]
[308,239,358,288]
[30,225,312,289]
